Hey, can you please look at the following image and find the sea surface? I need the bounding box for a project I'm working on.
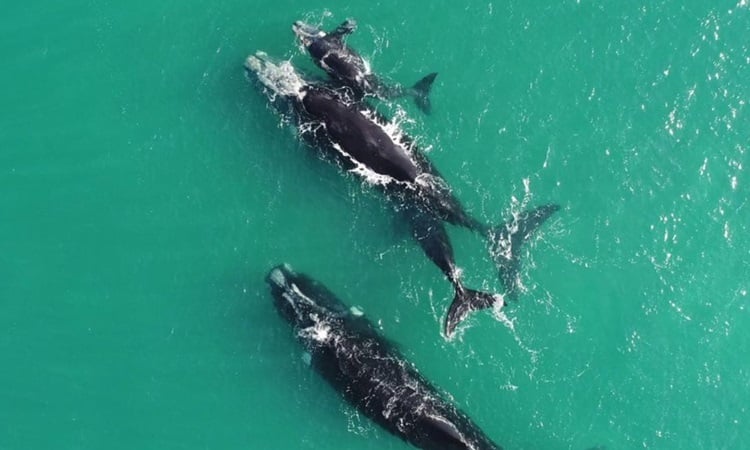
[2,1,748,449]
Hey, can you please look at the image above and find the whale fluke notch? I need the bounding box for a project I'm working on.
[489,204,561,298]
[411,72,438,114]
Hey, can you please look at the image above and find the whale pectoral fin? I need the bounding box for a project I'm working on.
[489,203,561,296]
[417,414,469,448]
[444,287,501,338]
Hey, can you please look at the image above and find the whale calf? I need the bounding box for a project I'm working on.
[293,19,438,113]
[267,264,504,450]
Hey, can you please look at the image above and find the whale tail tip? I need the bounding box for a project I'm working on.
[444,286,501,338]
[411,72,438,114]
[488,204,561,295]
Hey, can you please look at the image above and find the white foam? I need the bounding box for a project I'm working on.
[362,57,372,76]
[360,107,415,156]
[328,141,404,187]
[415,172,448,191]
[299,321,332,343]
[350,163,400,186]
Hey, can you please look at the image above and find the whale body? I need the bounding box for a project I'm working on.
[267,264,504,450]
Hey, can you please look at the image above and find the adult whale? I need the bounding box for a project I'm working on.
[293,19,438,114]
[267,264,504,450]
[246,52,558,336]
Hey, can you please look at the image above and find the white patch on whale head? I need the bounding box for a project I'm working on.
[246,52,306,99]
[268,268,287,286]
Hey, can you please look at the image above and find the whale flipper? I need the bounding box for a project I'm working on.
[411,72,438,114]
[417,414,469,447]
[489,204,561,298]
[445,286,501,338]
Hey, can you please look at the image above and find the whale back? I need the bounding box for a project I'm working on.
[301,88,420,183]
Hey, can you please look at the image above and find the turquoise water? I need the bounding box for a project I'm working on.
[2,1,748,449]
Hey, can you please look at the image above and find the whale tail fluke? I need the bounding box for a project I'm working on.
[411,72,438,114]
[488,204,561,296]
[444,286,502,338]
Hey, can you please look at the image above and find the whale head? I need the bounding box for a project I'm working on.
[245,51,306,99]
[266,264,348,333]
[292,19,358,62]
[292,21,326,47]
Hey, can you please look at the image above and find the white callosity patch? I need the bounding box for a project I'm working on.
[290,283,313,303]
[246,52,306,99]
[267,268,286,286]
[281,292,297,309]
[283,280,336,323]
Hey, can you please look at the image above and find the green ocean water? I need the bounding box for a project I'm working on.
[2,1,748,449]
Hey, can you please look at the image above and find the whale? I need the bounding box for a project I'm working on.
[246,52,559,336]
[402,205,500,334]
[267,264,504,450]
[293,19,438,114]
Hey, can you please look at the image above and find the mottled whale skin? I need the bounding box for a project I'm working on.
[293,19,438,114]
[246,53,559,336]
[267,264,504,450]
